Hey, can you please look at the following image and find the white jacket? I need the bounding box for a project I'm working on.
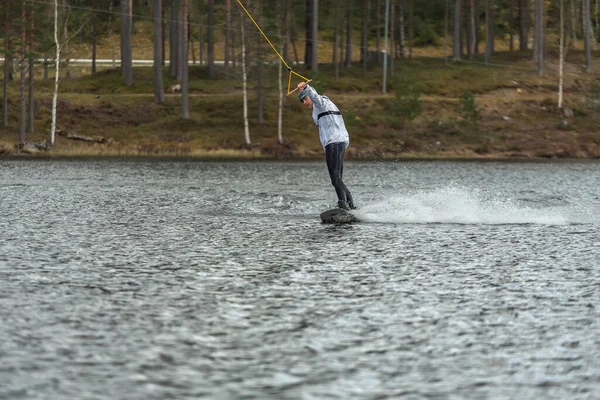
[303,85,350,150]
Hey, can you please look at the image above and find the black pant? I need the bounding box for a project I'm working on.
[325,142,354,205]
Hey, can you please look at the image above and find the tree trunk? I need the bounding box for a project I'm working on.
[445,0,450,62]
[339,5,345,72]
[409,0,414,59]
[199,4,204,65]
[383,0,389,93]
[390,0,395,72]
[176,3,183,80]
[63,0,70,79]
[454,0,462,61]
[509,0,514,51]
[240,12,250,147]
[594,0,600,41]
[584,0,593,72]
[571,0,578,49]
[19,1,26,144]
[474,0,480,54]
[109,0,115,67]
[225,0,231,76]
[362,0,369,72]
[27,3,34,134]
[169,2,177,76]
[465,0,472,58]
[535,0,544,75]
[519,0,528,52]
[559,0,565,108]
[283,0,290,61]
[153,0,164,104]
[332,0,338,66]
[44,55,48,83]
[376,0,381,63]
[345,1,352,67]
[92,21,97,74]
[181,0,189,119]
[305,0,313,67]
[3,0,11,128]
[485,0,493,64]
[256,0,264,125]
[91,0,96,74]
[121,0,133,86]
[311,0,318,71]
[399,2,406,58]
[278,6,284,145]
[207,0,215,78]
[50,0,60,147]
[191,35,196,64]
[162,0,166,66]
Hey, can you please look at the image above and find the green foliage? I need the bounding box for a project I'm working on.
[343,107,365,129]
[458,89,480,133]
[393,67,422,133]
[414,20,441,46]
[587,80,600,111]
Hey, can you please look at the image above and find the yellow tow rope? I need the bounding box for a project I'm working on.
[235,0,311,96]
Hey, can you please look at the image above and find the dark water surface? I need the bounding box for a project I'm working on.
[1,159,599,400]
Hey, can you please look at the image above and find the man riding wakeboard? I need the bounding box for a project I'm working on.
[297,81,357,211]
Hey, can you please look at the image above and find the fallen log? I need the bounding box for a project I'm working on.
[57,130,107,143]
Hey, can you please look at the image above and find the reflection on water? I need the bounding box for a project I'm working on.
[1,160,599,399]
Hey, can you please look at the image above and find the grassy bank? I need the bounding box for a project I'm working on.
[2,49,600,159]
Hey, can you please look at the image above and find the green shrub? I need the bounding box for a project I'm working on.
[458,89,480,134]
[394,67,423,136]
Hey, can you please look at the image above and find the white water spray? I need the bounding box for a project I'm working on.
[354,185,570,225]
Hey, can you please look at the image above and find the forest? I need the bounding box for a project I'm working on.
[1,0,600,159]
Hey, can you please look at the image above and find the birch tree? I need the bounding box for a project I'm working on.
[50,0,61,147]
[240,11,250,147]
[153,0,164,104]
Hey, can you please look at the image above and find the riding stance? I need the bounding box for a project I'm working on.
[297,82,356,210]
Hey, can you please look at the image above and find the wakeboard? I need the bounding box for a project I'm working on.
[320,208,359,224]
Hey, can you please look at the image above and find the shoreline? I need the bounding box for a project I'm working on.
[2,152,600,163]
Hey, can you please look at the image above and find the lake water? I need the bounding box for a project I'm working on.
[1,159,599,400]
